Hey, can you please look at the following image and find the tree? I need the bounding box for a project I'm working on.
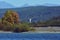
[2,10,20,24]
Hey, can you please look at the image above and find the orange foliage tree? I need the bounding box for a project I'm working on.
[2,10,20,25]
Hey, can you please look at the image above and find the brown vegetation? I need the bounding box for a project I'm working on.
[0,10,33,32]
[2,10,20,24]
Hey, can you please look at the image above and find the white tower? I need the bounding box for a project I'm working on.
[29,18,32,23]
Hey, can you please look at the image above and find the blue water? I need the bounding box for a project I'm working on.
[0,33,60,40]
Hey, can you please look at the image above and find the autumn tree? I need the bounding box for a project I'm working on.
[2,10,20,25]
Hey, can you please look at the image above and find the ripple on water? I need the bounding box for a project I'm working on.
[0,33,59,40]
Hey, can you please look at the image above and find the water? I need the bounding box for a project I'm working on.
[0,33,60,40]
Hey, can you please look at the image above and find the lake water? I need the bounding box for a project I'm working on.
[0,33,60,40]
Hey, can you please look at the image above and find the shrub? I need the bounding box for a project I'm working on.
[0,23,4,30]
[0,20,34,32]
[13,23,32,32]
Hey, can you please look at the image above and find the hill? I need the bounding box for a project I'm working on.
[32,16,60,27]
[0,6,60,22]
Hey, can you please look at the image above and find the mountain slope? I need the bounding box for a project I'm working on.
[0,1,15,9]
[0,6,60,22]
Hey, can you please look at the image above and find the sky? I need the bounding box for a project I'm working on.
[0,0,60,7]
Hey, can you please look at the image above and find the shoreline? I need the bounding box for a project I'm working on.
[0,27,60,33]
[22,31,60,33]
[0,31,60,33]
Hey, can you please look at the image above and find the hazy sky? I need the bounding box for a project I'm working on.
[0,0,60,7]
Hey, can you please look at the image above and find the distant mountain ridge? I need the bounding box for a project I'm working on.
[0,6,60,22]
[41,3,60,6]
[0,1,15,9]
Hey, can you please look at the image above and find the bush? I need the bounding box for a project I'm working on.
[0,21,34,32]
[3,26,12,31]
[0,23,4,30]
[2,22,14,31]
[13,23,32,32]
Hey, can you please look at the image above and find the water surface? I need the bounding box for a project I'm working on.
[0,33,60,40]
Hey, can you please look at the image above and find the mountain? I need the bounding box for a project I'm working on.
[0,1,15,9]
[42,3,60,6]
[0,6,60,22]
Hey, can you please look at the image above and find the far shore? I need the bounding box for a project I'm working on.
[0,27,60,33]
[0,30,60,33]
[0,31,12,33]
